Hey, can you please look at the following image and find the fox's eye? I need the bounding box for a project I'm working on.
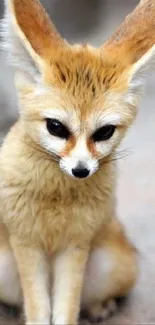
[46,119,70,139]
[92,125,116,142]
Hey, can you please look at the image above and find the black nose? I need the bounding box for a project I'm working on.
[72,167,90,179]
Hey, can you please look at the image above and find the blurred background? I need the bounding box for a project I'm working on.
[0,0,155,324]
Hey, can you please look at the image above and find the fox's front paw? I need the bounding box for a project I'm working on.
[80,299,117,323]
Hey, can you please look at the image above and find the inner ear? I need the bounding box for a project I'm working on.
[10,0,63,66]
[129,45,155,83]
[126,44,155,98]
[2,0,66,81]
[100,0,155,105]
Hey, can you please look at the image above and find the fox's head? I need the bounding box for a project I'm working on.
[1,0,155,179]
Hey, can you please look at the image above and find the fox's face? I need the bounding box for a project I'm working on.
[20,48,137,179]
[2,0,155,179]
[18,48,136,179]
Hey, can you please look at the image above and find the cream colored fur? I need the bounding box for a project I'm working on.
[1,0,155,324]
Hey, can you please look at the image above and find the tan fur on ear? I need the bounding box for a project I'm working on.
[9,0,66,65]
[102,0,155,64]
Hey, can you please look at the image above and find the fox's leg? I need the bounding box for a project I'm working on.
[52,247,89,325]
[0,224,22,306]
[81,218,138,322]
[10,236,51,325]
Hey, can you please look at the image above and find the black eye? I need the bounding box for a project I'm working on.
[92,125,116,142]
[46,118,70,139]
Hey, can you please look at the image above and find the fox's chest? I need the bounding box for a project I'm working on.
[33,196,109,253]
[1,185,110,252]
[4,191,109,254]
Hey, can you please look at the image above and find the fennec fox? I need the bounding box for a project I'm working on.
[0,0,155,324]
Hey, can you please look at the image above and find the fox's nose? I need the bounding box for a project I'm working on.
[72,166,90,179]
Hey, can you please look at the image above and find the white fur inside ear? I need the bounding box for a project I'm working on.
[0,3,39,81]
[129,45,155,90]
[126,45,155,105]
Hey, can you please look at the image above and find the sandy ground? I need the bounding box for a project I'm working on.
[0,0,155,324]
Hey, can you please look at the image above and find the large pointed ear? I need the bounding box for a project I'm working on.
[101,0,155,102]
[1,0,66,82]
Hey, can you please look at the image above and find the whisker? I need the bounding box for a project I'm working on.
[102,148,132,164]
[21,136,61,163]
